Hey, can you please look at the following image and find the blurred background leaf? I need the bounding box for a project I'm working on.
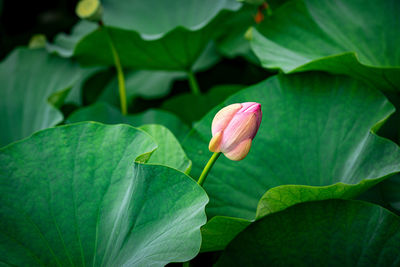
[67,102,189,141]
[0,48,86,147]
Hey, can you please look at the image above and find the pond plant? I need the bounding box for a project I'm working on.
[1,0,400,266]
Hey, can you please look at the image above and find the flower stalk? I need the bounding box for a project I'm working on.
[103,26,128,115]
[187,70,201,95]
[197,152,221,187]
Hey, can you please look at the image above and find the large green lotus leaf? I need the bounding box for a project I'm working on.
[0,122,208,266]
[250,0,400,90]
[183,73,400,251]
[0,48,84,147]
[161,85,244,124]
[67,102,189,141]
[216,199,400,266]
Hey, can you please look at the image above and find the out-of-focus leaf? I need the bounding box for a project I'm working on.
[98,41,222,106]
[216,5,258,63]
[216,200,400,266]
[0,122,208,266]
[46,20,98,57]
[162,85,244,124]
[67,102,189,142]
[0,48,83,147]
[65,66,105,106]
[99,70,185,105]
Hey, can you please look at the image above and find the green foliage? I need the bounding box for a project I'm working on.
[184,73,400,251]
[161,85,244,124]
[67,102,189,141]
[48,0,240,71]
[251,0,400,90]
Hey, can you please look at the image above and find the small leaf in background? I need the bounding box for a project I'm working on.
[216,200,400,266]
[184,72,400,251]
[139,124,192,173]
[0,122,208,266]
[67,102,189,141]
[0,48,85,147]
[46,20,98,57]
[251,0,400,90]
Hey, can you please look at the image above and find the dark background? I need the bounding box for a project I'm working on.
[0,0,79,60]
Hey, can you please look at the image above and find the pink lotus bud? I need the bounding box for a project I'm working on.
[209,102,262,161]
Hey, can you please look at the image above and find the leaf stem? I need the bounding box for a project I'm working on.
[187,70,201,95]
[103,26,128,115]
[197,152,221,187]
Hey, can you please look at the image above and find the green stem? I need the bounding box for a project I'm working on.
[187,70,201,95]
[103,27,128,115]
[197,152,221,187]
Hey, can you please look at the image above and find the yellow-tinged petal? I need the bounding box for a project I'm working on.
[209,131,222,152]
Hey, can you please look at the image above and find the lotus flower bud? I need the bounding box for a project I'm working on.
[209,102,262,161]
[76,0,103,22]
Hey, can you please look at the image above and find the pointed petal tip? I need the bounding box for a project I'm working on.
[239,102,261,113]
